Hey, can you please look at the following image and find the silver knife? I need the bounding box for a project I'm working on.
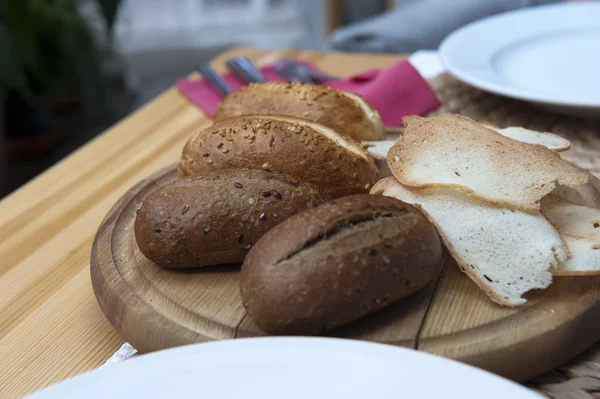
[226,57,267,84]
[197,65,233,97]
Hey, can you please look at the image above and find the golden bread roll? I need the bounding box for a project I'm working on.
[214,82,385,141]
[179,115,378,199]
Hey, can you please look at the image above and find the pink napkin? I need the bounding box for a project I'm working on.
[176,60,440,127]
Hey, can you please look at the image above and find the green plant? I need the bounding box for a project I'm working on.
[0,0,121,106]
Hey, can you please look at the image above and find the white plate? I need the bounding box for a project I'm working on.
[439,3,600,118]
[30,337,541,398]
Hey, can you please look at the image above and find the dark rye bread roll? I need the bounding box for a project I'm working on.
[240,194,443,335]
[214,82,385,141]
[178,115,378,199]
[134,170,326,268]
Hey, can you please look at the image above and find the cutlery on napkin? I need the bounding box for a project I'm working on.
[179,56,440,128]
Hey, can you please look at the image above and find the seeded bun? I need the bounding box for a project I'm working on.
[135,170,326,268]
[179,115,378,198]
[214,82,385,141]
[240,194,443,334]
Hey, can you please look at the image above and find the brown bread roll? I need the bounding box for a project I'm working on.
[135,170,326,269]
[179,115,378,199]
[214,82,385,141]
[240,194,443,335]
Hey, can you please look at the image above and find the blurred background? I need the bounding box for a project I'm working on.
[0,0,561,197]
[1,0,410,197]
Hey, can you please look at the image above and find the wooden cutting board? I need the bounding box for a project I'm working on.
[91,164,600,382]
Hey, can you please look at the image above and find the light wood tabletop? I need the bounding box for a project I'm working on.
[0,48,403,398]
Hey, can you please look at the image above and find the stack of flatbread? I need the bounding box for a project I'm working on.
[369,114,600,307]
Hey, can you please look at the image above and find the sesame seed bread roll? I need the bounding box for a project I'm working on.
[179,116,378,199]
[135,170,326,269]
[214,82,385,141]
[240,194,443,334]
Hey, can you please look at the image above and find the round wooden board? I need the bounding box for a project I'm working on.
[91,164,600,382]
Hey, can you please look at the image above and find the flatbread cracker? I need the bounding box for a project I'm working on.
[388,114,587,211]
[541,197,600,275]
[495,127,570,152]
[372,177,567,306]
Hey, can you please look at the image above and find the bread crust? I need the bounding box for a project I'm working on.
[135,170,326,268]
[179,116,378,198]
[214,82,385,141]
[240,194,443,334]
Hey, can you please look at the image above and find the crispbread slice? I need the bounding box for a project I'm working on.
[541,197,600,242]
[553,235,600,275]
[363,127,570,161]
[541,197,600,275]
[388,114,588,211]
[371,177,567,306]
[495,127,571,152]
[362,140,394,160]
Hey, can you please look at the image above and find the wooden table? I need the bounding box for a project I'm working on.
[0,48,405,398]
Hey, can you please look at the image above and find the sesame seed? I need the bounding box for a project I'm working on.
[234,182,243,189]
[259,212,267,221]
[152,227,161,233]
[203,224,211,233]
[261,191,271,197]
[273,191,282,200]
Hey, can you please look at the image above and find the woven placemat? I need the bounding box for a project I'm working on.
[429,74,600,399]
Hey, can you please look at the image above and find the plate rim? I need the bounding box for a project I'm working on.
[439,2,600,109]
[30,337,542,398]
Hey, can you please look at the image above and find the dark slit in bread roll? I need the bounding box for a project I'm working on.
[179,115,378,199]
[240,194,443,335]
[214,82,385,141]
[135,170,326,269]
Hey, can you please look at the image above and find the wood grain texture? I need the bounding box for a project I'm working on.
[91,165,438,351]
[91,168,600,383]
[0,48,404,398]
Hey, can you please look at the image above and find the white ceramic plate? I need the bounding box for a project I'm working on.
[30,337,541,398]
[439,3,600,118]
